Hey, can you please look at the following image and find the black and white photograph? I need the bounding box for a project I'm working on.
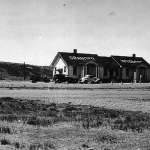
[0,0,150,149]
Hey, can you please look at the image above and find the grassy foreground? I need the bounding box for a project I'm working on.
[0,97,150,150]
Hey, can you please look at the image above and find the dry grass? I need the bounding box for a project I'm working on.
[0,81,150,89]
[1,121,150,150]
[0,97,150,149]
[0,88,150,114]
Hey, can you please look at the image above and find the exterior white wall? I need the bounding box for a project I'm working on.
[54,57,68,75]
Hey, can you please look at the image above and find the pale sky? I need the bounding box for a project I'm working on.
[0,0,150,65]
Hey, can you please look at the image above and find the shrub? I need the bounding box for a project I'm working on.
[0,126,12,134]
[27,116,55,126]
[82,118,90,130]
[81,143,89,148]
[0,114,18,122]
[27,116,40,126]
[1,138,11,145]
[29,142,56,150]
[43,142,56,149]
[94,132,118,144]
[14,142,20,148]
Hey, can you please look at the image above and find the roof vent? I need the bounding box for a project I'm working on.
[132,54,136,58]
[73,49,77,54]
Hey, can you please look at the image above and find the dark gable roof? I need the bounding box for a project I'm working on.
[111,55,150,68]
[97,56,115,67]
[51,52,150,68]
[59,52,99,65]
[59,52,116,66]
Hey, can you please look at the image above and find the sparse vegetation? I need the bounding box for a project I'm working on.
[94,132,118,144]
[0,138,11,145]
[0,96,150,149]
[0,97,150,132]
[0,126,12,134]
[29,142,56,150]
[14,142,20,149]
[0,62,51,80]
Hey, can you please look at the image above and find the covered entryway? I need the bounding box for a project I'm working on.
[85,62,98,77]
[137,66,147,82]
[87,64,96,76]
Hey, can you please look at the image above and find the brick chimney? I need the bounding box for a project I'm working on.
[132,54,136,58]
[73,49,77,54]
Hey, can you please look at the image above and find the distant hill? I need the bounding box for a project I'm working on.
[0,61,52,80]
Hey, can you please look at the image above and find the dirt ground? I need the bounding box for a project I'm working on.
[0,82,150,150]
[0,97,150,150]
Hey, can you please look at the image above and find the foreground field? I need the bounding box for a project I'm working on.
[0,82,150,149]
[0,81,150,89]
[0,88,150,113]
[0,97,150,150]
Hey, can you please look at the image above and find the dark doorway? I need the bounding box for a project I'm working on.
[138,67,146,82]
[87,64,96,76]
[73,66,77,76]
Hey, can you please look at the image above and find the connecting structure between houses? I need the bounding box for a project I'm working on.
[50,49,150,83]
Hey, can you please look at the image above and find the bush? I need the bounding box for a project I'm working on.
[14,142,20,148]
[0,126,12,134]
[1,138,11,145]
[29,142,56,150]
[94,132,118,144]
[27,116,55,126]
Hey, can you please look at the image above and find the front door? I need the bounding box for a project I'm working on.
[87,64,96,76]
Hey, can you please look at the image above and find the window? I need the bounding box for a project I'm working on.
[64,66,66,72]
[73,66,77,75]
[54,67,56,74]
[57,68,63,74]
[126,68,129,77]
[115,69,118,76]
[104,67,108,76]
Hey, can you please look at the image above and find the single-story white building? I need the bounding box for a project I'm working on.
[50,49,150,83]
